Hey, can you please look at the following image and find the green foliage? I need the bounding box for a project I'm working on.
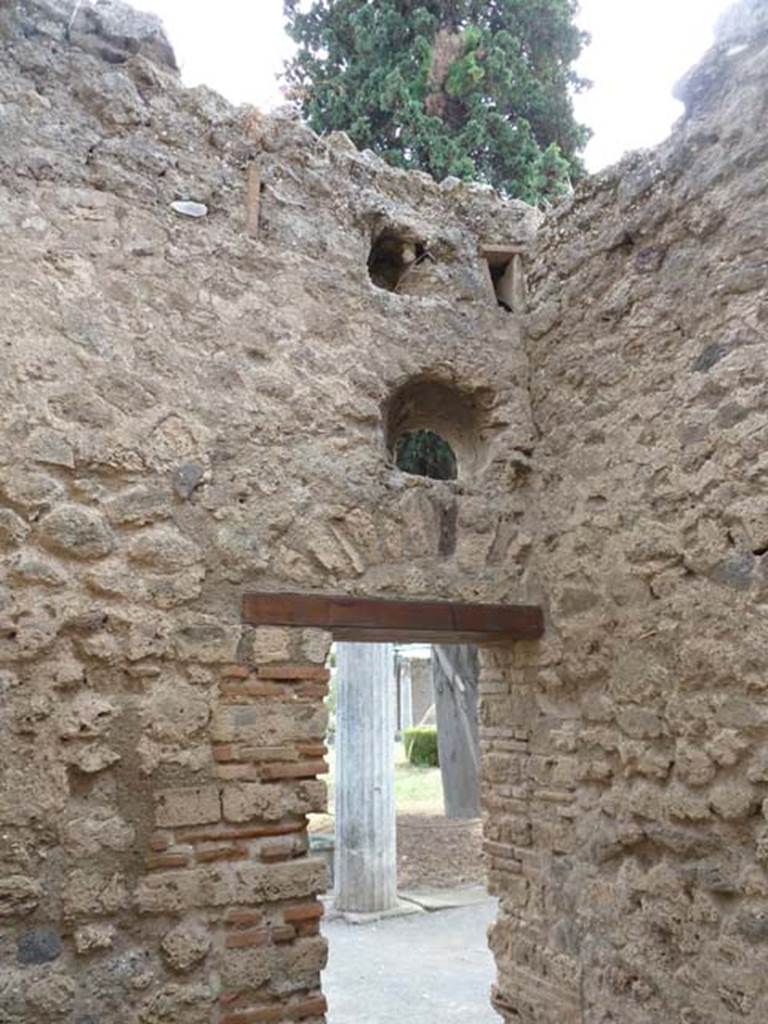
[283,0,591,205]
[395,429,457,480]
[404,726,440,767]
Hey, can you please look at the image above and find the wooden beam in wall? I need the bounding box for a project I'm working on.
[479,242,528,266]
[242,592,544,645]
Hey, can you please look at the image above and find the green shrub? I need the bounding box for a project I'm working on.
[404,727,439,768]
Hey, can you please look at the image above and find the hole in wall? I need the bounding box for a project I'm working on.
[394,429,457,481]
[488,260,515,312]
[368,228,427,292]
[480,245,526,312]
[385,377,488,480]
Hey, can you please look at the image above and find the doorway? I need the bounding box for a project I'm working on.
[240,592,544,1023]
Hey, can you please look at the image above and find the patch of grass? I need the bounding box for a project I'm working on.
[310,742,444,831]
[403,726,439,767]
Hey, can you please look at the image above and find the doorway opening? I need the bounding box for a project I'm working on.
[241,592,543,1024]
[313,640,493,1024]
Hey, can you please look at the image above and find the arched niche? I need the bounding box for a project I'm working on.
[384,377,488,481]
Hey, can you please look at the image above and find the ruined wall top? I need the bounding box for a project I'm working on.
[11,0,179,69]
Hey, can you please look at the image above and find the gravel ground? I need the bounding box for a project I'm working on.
[397,814,485,889]
[323,898,500,1024]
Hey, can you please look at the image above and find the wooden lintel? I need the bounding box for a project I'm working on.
[480,243,527,266]
[242,592,544,645]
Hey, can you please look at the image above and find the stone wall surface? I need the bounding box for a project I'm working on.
[484,3,768,1022]
[1,0,768,1021]
[0,1,539,1021]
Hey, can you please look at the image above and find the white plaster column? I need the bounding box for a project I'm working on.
[334,642,397,913]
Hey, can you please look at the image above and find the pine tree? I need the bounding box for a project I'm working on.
[283,0,590,205]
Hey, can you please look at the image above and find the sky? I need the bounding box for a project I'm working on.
[138,0,735,171]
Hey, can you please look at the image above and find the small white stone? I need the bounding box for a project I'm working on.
[74,923,115,954]
[170,200,208,218]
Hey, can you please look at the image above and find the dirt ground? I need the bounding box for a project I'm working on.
[397,814,484,889]
[310,744,485,891]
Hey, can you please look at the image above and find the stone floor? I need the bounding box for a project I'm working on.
[322,896,500,1023]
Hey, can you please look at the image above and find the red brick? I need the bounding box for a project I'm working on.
[260,841,296,863]
[283,902,324,923]
[216,744,299,765]
[213,764,262,782]
[296,743,327,759]
[145,853,189,871]
[195,844,249,864]
[296,683,328,700]
[257,664,330,683]
[222,665,251,679]
[260,760,327,781]
[220,994,327,1024]
[176,822,303,844]
[225,909,263,927]
[296,920,320,937]
[224,927,269,949]
[220,681,286,700]
[148,832,171,852]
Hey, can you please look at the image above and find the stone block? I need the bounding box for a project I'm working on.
[239,627,296,665]
[62,871,129,919]
[55,691,116,739]
[7,553,66,587]
[0,509,29,547]
[161,920,211,972]
[222,780,326,823]
[104,486,171,525]
[141,680,210,743]
[136,864,234,914]
[232,859,328,905]
[0,875,43,917]
[16,927,62,964]
[616,707,663,740]
[36,504,113,559]
[0,471,64,511]
[272,936,328,990]
[27,428,75,468]
[210,703,326,748]
[174,623,241,663]
[709,784,757,820]
[155,786,221,828]
[61,807,135,858]
[128,527,201,573]
[300,629,333,665]
[137,983,214,1024]
[219,947,272,991]
[74,923,115,954]
[26,973,76,1017]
